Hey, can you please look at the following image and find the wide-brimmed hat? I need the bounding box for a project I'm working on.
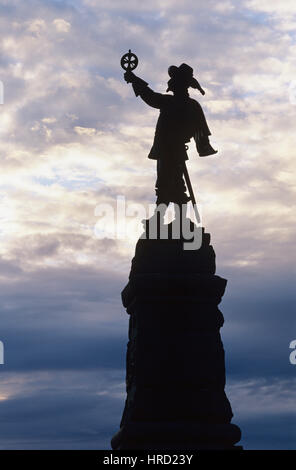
[166,63,205,95]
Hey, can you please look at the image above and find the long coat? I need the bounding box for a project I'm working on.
[132,79,212,163]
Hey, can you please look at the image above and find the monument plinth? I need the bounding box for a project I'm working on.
[111,228,242,450]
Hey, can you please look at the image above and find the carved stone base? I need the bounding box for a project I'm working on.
[111,229,242,450]
[111,422,241,450]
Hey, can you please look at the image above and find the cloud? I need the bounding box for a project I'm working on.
[53,18,71,33]
[0,370,294,449]
[0,369,125,449]
[0,0,294,450]
[246,0,296,15]
[227,377,296,449]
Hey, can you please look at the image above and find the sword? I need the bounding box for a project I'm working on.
[183,146,200,224]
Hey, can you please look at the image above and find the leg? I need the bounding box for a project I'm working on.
[155,159,189,206]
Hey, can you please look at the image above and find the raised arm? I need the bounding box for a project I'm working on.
[124,70,167,109]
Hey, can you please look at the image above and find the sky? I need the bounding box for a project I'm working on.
[0,0,295,450]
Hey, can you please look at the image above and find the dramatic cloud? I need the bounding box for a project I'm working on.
[0,0,294,450]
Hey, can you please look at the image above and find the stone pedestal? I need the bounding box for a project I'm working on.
[111,228,241,450]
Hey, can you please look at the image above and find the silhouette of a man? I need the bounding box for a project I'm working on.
[124,63,217,219]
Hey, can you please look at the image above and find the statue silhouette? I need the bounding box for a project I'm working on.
[124,62,217,222]
[112,54,243,450]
